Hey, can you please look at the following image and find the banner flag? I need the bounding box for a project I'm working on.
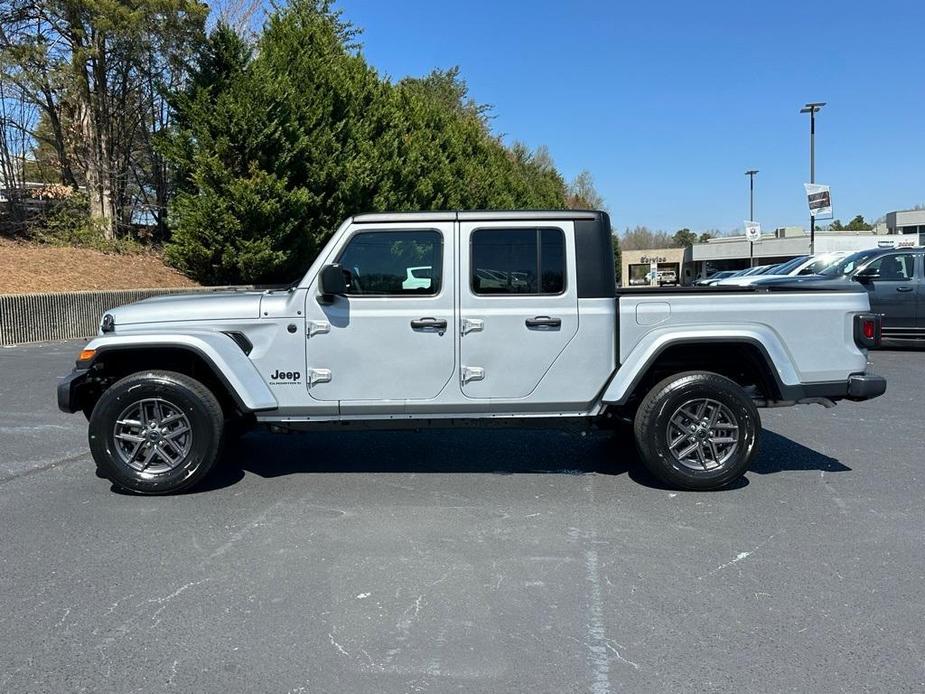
[804,183,833,218]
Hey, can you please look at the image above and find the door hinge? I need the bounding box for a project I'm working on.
[461,366,485,384]
[461,317,484,335]
[308,368,332,386]
[307,320,331,338]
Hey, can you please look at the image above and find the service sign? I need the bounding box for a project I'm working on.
[744,220,761,242]
[804,183,833,218]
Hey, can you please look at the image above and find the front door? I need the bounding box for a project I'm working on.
[304,223,456,405]
[860,252,918,338]
[458,221,578,400]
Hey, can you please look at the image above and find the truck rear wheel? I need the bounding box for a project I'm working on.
[88,370,224,494]
[633,371,760,490]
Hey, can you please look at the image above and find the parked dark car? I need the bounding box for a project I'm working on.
[756,247,924,344]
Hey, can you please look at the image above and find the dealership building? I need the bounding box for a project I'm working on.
[620,208,924,288]
[886,208,925,242]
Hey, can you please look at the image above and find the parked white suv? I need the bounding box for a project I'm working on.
[717,252,848,286]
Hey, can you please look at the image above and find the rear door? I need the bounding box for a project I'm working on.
[458,221,578,400]
[859,251,918,339]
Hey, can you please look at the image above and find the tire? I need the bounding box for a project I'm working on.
[633,371,760,490]
[88,370,224,494]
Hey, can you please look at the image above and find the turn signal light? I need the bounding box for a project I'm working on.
[78,348,96,362]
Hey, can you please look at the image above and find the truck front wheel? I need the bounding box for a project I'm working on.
[88,371,224,494]
[633,371,760,490]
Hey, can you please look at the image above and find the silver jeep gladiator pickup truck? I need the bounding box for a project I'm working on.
[57,210,886,494]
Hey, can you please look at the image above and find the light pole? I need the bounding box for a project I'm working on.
[800,101,825,254]
[745,169,758,267]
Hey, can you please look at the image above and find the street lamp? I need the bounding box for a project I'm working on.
[800,101,825,254]
[745,169,758,267]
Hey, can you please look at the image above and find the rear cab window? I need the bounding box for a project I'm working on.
[470,228,565,295]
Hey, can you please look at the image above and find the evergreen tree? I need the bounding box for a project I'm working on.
[164,0,569,284]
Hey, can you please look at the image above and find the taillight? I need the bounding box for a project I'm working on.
[854,313,881,349]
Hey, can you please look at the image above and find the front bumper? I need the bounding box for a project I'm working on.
[57,368,89,413]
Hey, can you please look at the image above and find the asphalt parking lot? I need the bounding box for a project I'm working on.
[1,341,923,693]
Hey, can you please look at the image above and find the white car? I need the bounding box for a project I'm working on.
[402,266,433,290]
[717,252,849,286]
[657,270,677,285]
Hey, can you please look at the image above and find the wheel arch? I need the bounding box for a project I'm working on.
[602,332,796,407]
[74,333,277,416]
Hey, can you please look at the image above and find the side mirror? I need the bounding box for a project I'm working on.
[853,266,880,282]
[318,263,348,303]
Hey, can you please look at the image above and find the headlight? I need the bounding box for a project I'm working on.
[101,314,115,333]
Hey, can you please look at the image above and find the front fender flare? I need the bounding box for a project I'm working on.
[82,332,278,412]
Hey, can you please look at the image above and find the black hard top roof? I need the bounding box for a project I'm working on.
[351,210,605,223]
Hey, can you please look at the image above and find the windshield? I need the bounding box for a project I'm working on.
[819,250,882,277]
[799,253,844,275]
[771,256,810,275]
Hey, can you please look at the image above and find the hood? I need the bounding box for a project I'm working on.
[718,275,770,286]
[722,272,802,286]
[106,291,264,327]
[752,274,852,289]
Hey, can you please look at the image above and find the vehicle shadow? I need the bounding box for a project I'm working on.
[750,430,849,474]
[192,425,849,493]
[200,428,630,492]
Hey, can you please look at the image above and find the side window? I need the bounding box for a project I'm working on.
[337,230,442,296]
[471,228,565,295]
[866,253,914,281]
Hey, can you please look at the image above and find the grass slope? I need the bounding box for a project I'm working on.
[0,240,198,294]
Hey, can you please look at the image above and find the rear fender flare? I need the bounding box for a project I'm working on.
[601,326,798,405]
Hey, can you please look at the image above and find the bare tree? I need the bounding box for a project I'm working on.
[0,0,205,238]
[566,169,605,210]
[620,226,676,250]
[209,0,265,37]
[0,72,36,228]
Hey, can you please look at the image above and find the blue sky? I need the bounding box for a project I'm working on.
[336,0,923,234]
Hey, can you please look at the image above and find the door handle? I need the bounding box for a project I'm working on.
[896,286,914,292]
[410,317,447,332]
[525,316,561,329]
